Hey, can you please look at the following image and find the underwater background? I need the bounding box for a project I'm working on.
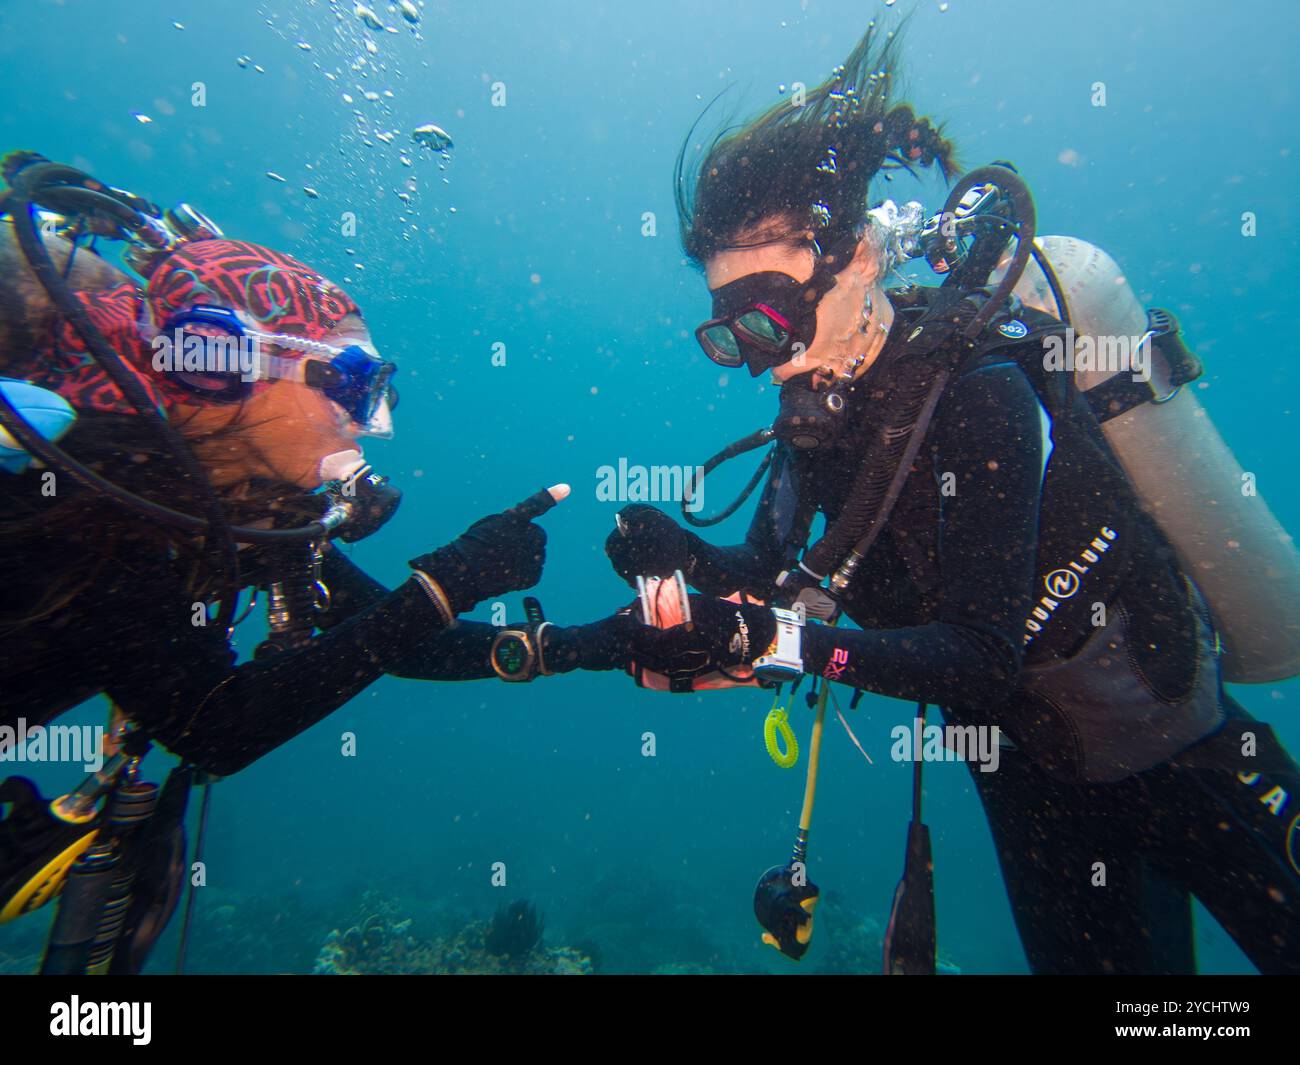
[1,0,1297,973]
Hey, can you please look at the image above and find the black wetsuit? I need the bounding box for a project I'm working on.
[1,435,496,777]
[681,292,1300,974]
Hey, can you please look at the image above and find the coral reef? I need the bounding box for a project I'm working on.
[572,937,603,974]
[810,890,960,974]
[484,899,544,960]
[173,886,342,974]
[649,961,717,975]
[314,895,591,975]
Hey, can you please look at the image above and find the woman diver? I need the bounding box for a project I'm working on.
[0,152,634,970]
[0,153,562,776]
[600,26,1300,974]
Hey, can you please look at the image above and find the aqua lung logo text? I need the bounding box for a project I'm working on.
[1044,568,1081,599]
[1024,526,1118,645]
[1236,770,1298,875]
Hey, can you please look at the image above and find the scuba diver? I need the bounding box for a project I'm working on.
[0,152,633,973]
[600,26,1300,974]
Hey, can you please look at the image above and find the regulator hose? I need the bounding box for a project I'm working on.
[802,163,1038,582]
[6,163,240,630]
[2,161,349,546]
[681,426,775,528]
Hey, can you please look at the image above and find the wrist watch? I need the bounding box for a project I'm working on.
[490,597,551,682]
[752,607,806,683]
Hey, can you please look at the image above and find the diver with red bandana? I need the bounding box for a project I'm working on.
[0,153,633,972]
[0,152,569,771]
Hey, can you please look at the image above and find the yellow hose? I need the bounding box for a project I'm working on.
[799,686,829,834]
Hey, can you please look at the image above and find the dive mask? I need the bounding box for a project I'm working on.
[695,232,860,377]
[153,305,399,437]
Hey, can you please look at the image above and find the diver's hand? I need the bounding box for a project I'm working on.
[541,610,642,673]
[691,595,776,668]
[539,595,776,679]
[410,484,568,614]
[605,504,692,586]
[629,595,777,679]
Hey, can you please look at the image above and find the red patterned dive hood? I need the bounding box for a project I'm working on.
[18,241,362,417]
[147,239,359,341]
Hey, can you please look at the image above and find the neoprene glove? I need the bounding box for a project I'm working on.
[624,595,777,680]
[540,596,776,680]
[605,504,693,586]
[410,493,551,615]
[542,612,642,673]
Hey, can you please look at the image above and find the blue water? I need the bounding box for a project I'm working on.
[2,0,1297,973]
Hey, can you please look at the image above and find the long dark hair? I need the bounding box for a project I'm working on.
[676,20,959,267]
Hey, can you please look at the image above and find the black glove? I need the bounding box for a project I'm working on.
[626,595,776,681]
[541,596,775,681]
[542,611,642,674]
[605,504,693,586]
[410,488,557,615]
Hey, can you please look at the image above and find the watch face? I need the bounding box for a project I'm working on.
[495,634,529,676]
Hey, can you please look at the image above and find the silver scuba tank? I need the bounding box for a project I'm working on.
[1008,236,1300,684]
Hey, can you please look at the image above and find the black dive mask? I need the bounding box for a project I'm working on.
[695,232,861,377]
[696,272,830,377]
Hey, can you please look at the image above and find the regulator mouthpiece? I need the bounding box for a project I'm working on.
[317,449,367,485]
[773,376,848,451]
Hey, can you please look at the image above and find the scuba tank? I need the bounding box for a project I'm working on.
[1005,236,1300,684]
